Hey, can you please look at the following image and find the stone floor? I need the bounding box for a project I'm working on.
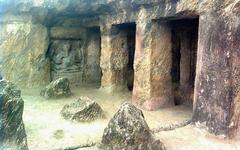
[22,86,240,150]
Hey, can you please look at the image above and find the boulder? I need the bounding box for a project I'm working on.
[102,102,160,150]
[0,80,28,150]
[40,77,71,99]
[61,97,104,122]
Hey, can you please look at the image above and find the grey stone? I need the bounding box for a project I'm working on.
[49,40,83,72]
[101,102,162,150]
[61,97,104,122]
[50,27,86,40]
[0,80,28,150]
[40,77,71,99]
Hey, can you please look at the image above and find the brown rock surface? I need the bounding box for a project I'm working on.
[0,15,50,88]
[101,102,164,150]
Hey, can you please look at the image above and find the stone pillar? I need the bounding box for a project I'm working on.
[179,31,192,103]
[132,17,152,108]
[192,5,240,139]
[133,11,174,110]
[84,29,101,85]
[180,31,191,90]
[100,24,129,92]
[148,21,174,110]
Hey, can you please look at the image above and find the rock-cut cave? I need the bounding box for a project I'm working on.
[0,0,240,150]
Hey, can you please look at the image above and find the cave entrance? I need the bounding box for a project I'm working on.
[112,22,136,91]
[170,18,199,106]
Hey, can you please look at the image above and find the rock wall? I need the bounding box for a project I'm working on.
[0,14,50,88]
[98,0,240,139]
[48,17,101,86]
[0,0,239,140]
[192,0,240,138]
[48,27,86,86]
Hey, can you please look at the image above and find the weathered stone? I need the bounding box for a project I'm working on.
[49,40,83,72]
[0,0,239,142]
[133,18,174,111]
[0,80,28,150]
[50,27,86,40]
[192,1,240,138]
[61,97,104,122]
[0,17,50,88]
[100,25,127,92]
[100,23,135,92]
[83,28,101,84]
[101,102,153,149]
[48,26,102,87]
[40,77,71,99]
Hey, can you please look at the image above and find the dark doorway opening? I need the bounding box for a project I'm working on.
[112,22,136,91]
[170,18,199,106]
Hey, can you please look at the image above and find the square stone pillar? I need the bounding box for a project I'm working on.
[100,24,129,92]
[179,31,192,104]
[180,31,191,90]
[133,16,174,110]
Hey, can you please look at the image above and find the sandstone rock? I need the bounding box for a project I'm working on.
[0,19,50,88]
[40,77,71,99]
[101,102,155,150]
[61,97,104,122]
[0,80,28,150]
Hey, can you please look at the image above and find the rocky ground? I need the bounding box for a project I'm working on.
[22,86,240,150]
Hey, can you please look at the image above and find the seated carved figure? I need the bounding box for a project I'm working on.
[49,40,83,72]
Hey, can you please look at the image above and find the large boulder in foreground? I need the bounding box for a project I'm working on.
[102,102,161,150]
[0,79,28,150]
[40,77,71,99]
[61,97,104,122]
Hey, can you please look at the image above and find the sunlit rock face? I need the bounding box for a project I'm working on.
[0,15,50,88]
[0,80,28,150]
[101,102,164,150]
[61,96,104,122]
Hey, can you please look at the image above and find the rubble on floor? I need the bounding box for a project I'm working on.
[40,77,72,99]
[61,96,104,122]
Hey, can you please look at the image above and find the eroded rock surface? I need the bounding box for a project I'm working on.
[101,102,163,150]
[0,79,28,150]
[0,18,50,88]
[61,97,104,122]
[40,77,71,99]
